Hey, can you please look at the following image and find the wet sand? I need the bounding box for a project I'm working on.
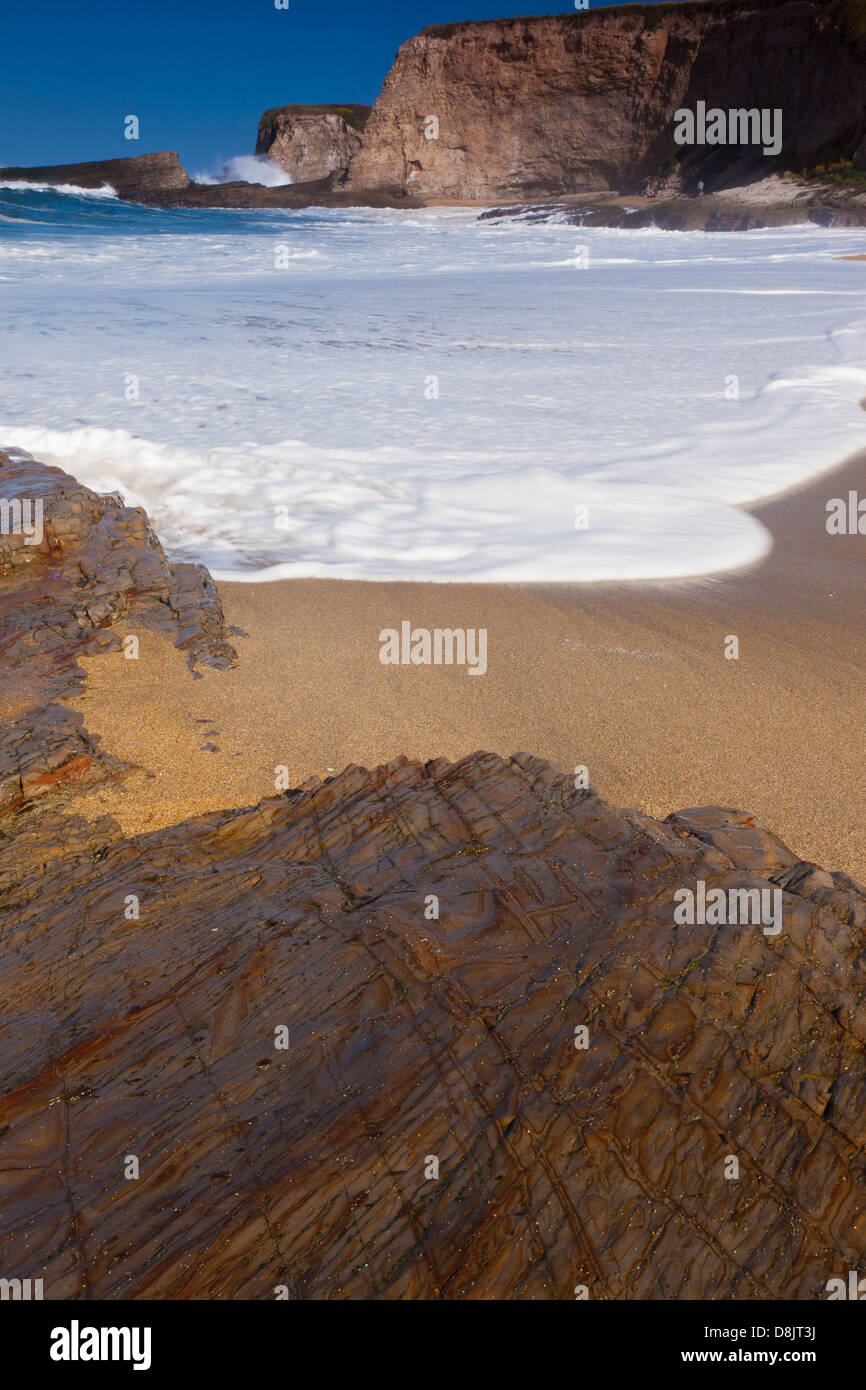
[67,450,866,879]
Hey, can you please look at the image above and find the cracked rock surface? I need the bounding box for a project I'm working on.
[1,454,864,1300]
[1,748,864,1298]
[0,448,235,834]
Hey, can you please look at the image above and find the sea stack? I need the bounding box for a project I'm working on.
[256,104,372,182]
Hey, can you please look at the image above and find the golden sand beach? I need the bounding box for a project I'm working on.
[66,451,866,879]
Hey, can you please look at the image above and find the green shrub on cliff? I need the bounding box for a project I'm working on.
[259,104,371,133]
[421,0,866,37]
[797,159,866,185]
[422,23,462,38]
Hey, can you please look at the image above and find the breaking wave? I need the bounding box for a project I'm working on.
[193,155,293,187]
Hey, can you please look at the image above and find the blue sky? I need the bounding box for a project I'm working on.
[0,0,657,172]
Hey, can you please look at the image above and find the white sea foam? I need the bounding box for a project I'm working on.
[1,207,865,581]
[193,155,293,187]
[0,181,118,197]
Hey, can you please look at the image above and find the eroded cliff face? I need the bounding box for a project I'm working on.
[256,104,371,181]
[347,0,866,199]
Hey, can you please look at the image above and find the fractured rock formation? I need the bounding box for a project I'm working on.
[256,104,371,182]
[0,449,235,831]
[0,156,412,211]
[1,456,864,1300]
[0,151,190,198]
[481,180,866,230]
[346,0,866,200]
[0,753,864,1299]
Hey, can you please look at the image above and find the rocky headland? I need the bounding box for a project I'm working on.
[1,451,865,1298]
[347,0,866,201]
[4,0,866,225]
[255,103,372,182]
[0,150,410,211]
[0,151,190,199]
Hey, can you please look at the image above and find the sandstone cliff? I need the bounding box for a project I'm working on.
[0,151,190,198]
[256,104,371,182]
[1,452,866,1299]
[347,0,866,199]
[8,0,866,218]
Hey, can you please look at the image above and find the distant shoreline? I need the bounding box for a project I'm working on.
[4,152,866,229]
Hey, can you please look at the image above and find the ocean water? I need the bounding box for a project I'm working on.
[1,183,865,583]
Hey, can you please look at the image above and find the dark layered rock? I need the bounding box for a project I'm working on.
[482,182,866,230]
[2,455,864,1300]
[0,449,235,826]
[1,754,865,1294]
[0,151,190,198]
[131,171,413,210]
[256,104,371,182]
[0,150,413,210]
